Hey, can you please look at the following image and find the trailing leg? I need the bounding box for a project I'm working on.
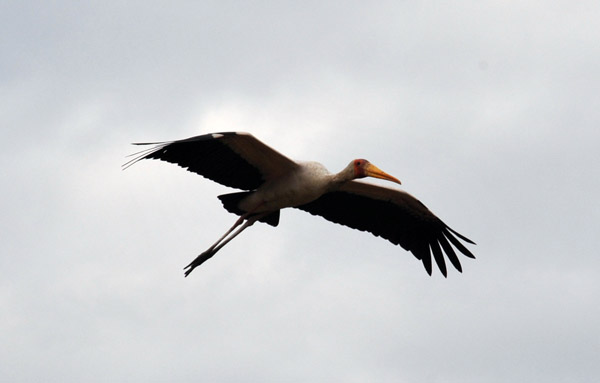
[183,213,267,277]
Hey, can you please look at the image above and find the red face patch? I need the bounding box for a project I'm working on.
[353,159,369,178]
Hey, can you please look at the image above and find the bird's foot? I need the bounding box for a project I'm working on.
[183,249,215,277]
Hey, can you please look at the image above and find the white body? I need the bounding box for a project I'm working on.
[239,161,337,213]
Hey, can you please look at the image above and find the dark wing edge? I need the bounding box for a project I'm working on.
[123,132,298,191]
[295,181,476,277]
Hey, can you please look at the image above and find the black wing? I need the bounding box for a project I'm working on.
[123,132,299,190]
[296,181,475,277]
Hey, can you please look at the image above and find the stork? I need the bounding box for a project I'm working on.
[124,132,475,277]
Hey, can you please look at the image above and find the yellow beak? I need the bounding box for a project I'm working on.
[364,163,402,185]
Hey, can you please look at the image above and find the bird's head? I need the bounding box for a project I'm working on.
[351,159,401,184]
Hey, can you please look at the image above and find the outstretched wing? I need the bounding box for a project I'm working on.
[296,180,475,276]
[123,132,299,190]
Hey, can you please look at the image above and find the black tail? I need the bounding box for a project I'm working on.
[217,192,280,227]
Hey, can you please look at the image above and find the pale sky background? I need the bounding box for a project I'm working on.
[2,1,599,382]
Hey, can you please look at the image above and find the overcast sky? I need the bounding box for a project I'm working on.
[2,1,599,382]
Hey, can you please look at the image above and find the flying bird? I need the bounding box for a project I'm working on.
[124,132,475,277]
